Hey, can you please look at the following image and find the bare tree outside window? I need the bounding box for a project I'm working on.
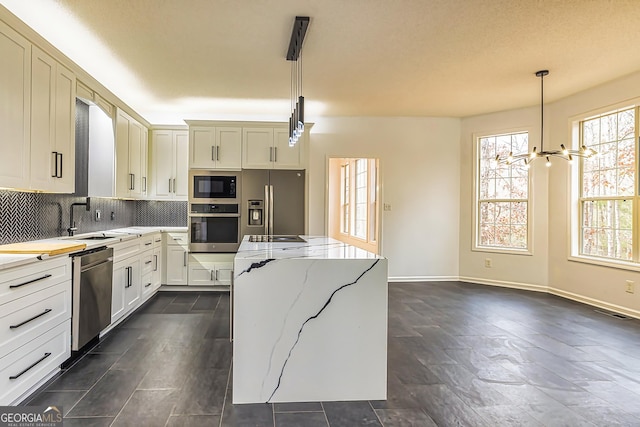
[477,132,529,250]
[580,108,635,261]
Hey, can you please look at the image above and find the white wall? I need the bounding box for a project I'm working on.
[459,107,549,290]
[308,117,461,280]
[459,70,640,317]
[547,71,640,317]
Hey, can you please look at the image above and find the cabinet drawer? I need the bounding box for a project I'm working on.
[0,257,70,306]
[141,271,154,300]
[152,233,162,248]
[165,232,187,247]
[0,281,70,358]
[140,253,154,275]
[141,235,154,249]
[0,320,70,405]
[110,239,141,263]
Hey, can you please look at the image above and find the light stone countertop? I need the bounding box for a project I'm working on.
[0,226,187,271]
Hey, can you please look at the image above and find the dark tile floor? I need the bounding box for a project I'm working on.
[24,282,640,426]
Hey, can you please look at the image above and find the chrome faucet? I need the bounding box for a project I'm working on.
[68,197,91,236]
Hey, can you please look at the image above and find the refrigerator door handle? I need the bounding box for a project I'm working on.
[269,185,274,235]
[264,184,270,235]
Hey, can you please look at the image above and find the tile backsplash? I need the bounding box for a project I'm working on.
[0,190,187,244]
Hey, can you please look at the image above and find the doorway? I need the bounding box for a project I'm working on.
[328,157,380,254]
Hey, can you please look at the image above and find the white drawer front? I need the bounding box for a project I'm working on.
[141,236,154,250]
[152,233,162,249]
[111,239,141,263]
[141,271,154,300]
[0,320,70,405]
[0,281,71,358]
[0,257,71,306]
[165,232,187,247]
[140,253,154,275]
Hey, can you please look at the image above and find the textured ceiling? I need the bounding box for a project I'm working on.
[4,0,640,124]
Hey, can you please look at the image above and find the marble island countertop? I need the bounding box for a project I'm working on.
[233,235,388,404]
[0,226,187,271]
[235,235,382,261]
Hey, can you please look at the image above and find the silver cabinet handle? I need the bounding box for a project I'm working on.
[269,147,273,162]
[10,274,52,289]
[212,145,215,161]
[173,178,176,193]
[210,270,214,281]
[183,252,187,267]
[125,266,132,288]
[216,146,220,161]
[129,173,135,190]
[273,147,277,162]
[168,178,172,193]
[215,269,219,281]
[143,176,147,192]
[145,260,152,265]
[145,282,152,288]
[10,309,52,329]
[145,242,152,246]
[153,255,158,271]
[57,153,63,178]
[9,353,51,380]
[51,152,58,177]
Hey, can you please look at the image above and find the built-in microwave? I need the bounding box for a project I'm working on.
[189,170,241,203]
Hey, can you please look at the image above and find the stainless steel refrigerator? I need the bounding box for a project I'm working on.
[241,169,305,237]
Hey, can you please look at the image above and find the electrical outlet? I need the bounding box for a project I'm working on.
[383,203,392,211]
[626,280,635,294]
[484,258,492,268]
[95,209,101,221]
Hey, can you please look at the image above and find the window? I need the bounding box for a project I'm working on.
[579,107,636,261]
[476,132,529,250]
[330,158,379,253]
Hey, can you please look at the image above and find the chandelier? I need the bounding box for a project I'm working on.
[286,16,310,146]
[497,70,597,168]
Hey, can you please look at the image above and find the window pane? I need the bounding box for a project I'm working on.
[477,132,529,250]
[581,199,632,261]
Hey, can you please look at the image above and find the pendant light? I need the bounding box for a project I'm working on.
[286,16,309,146]
[497,70,597,167]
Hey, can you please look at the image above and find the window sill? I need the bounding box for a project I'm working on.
[472,246,532,256]
[568,254,640,272]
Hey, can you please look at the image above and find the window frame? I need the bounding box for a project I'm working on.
[339,158,378,246]
[472,129,533,255]
[569,102,640,269]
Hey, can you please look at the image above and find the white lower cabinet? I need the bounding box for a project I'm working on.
[0,256,71,405]
[110,238,142,326]
[164,232,188,286]
[0,320,70,405]
[188,254,234,287]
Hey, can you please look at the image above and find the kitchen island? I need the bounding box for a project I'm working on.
[232,236,388,404]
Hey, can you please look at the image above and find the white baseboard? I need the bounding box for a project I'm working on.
[388,276,459,283]
[458,276,548,293]
[548,287,640,320]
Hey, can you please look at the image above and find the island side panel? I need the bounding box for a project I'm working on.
[232,257,387,404]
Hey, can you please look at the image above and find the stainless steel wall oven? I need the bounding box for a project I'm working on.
[188,170,242,252]
[189,203,240,252]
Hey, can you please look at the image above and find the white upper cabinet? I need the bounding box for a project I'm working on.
[115,109,148,199]
[189,126,241,169]
[150,129,188,200]
[243,126,305,169]
[0,21,31,189]
[29,46,76,193]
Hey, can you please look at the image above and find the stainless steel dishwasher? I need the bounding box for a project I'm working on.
[71,246,113,351]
